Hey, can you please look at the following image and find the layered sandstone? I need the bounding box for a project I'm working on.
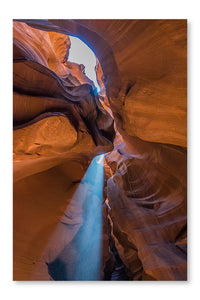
[13,19,187,281]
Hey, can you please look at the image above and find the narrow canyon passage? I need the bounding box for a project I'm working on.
[13,19,187,281]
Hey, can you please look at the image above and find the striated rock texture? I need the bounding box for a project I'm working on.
[19,19,187,147]
[106,142,187,280]
[13,19,187,281]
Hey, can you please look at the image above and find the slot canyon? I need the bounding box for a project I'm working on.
[13,19,187,281]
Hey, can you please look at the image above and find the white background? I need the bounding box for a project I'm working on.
[0,0,199,299]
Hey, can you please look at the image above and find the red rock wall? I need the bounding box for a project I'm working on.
[13,19,187,281]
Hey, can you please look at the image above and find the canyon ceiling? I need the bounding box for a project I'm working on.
[13,19,187,281]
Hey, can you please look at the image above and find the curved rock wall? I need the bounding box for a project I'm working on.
[19,19,187,147]
[13,19,187,281]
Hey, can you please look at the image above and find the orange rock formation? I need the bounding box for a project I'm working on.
[13,19,187,281]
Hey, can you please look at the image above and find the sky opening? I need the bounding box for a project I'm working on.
[68,36,101,92]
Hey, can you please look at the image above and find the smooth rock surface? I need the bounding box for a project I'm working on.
[13,19,187,281]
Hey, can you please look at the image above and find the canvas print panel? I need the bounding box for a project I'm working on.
[13,19,187,281]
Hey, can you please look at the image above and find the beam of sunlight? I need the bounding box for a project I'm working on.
[68,36,101,92]
[73,153,104,280]
[35,154,105,281]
